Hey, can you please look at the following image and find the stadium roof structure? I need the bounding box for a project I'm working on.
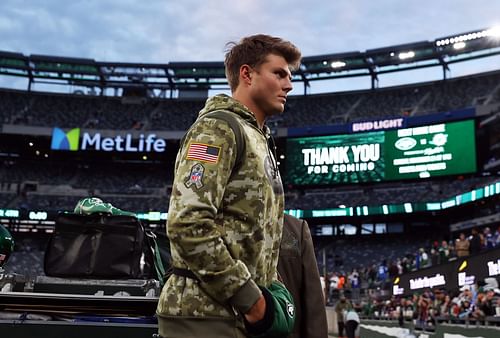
[0,26,499,97]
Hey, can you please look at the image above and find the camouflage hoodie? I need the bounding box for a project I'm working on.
[156,94,285,337]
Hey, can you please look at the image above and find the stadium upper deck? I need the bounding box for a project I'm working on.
[0,26,499,97]
[0,69,499,131]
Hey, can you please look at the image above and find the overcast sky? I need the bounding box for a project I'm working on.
[1,0,499,93]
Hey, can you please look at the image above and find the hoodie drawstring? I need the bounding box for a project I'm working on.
[266,131,279,179]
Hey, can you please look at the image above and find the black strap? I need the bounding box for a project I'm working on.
[143,228,166,286]
[172,267,201,282]
[203,111,245,173]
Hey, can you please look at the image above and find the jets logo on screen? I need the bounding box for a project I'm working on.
[51,127,80,151]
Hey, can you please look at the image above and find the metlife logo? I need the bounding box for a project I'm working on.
[50,127,166,153]
[51,127,80,151]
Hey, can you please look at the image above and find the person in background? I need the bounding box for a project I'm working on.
[419,248,430,268]
[438,240,450,264]
[494,226,500,247]
[430,248,439,266]
[329,272,340,303]
[458,299,473,319]
[278,214,328,338]
[334,294,352,338]
[455,232,470,257]
[349,269,360,300]
[483,227,495,249]
[344,307,360,338]
[416,293,431,327]
[338,273,346,290]
[469,227,482,255]
[156,34,302,338]
[397,298,406,327]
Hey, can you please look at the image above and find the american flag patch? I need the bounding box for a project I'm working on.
[186,142,221,164]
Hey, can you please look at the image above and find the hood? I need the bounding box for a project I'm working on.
[198,94,276,162]
[199,94,261,130]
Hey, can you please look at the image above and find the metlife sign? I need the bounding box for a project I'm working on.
[51,127,166,153]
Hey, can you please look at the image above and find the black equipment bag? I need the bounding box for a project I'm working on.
[44,213,165,280]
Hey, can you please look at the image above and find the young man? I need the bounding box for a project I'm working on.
[156,35,301,338]
[277,214,328,338]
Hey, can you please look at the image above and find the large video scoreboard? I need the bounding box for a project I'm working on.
[285,119,477,186]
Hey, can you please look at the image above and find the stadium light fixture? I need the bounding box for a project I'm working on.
[486,26,500,38]
[398,51,415,60]
[330,61,346,68]
[453,42,466,50]
[435,26,500,47]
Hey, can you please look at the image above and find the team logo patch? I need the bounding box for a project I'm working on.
[185,163,205,189]
[186,142,220,164]
[286,301,295,318]
[280,229,300,255]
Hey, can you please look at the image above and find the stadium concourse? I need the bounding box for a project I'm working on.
[1,29,500,337]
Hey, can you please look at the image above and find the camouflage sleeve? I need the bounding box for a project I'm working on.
[167,115,261,310]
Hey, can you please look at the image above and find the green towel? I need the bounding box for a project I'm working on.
[247,281,296,338]
[74,197,136,217]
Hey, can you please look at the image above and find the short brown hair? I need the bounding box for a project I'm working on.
[224,34,302,92]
